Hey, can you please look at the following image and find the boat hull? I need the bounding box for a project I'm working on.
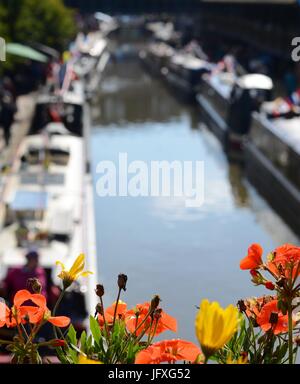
[245,113,300,236]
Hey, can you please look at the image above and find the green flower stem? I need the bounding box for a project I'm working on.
[20,323,29,341]
[287,299,293,365]
[147,318,159,346]
[132,308,154,339]
[53,289,66,316]
[112,288,121,331]
[52,288,66,339]
[100,296,109,339]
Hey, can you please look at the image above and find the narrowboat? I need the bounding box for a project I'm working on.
[139,42,175,77]
[245,111,300,236]
[197,70,273,158]
[0,116,97,335]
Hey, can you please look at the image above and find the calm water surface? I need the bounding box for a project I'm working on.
[90,52,298,342]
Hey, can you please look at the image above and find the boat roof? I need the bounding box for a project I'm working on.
[0,132,85,281]
[10,190,48,211]
[171,54,214,70]
[237,74,273,90]
[206,73,235,99]
[255,113,300,156]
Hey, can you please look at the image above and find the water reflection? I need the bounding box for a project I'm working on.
[91,52,298,342]
[93,59,182,125]
[228,163,249,207]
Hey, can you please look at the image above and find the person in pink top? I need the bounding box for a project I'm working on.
[1,250,48,304]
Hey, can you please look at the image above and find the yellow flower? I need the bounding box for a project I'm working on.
[195,299,239,361]
[56,253,93,289]
[78,355,102,364]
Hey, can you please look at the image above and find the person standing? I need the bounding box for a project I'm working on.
[0,250,48,304]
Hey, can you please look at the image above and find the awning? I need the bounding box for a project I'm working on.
[11,190,48,211]
[29,42,59,59]
[6,43,48,63]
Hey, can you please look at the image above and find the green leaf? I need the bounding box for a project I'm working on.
[80,331,87,353]
[90,315,101,344]
[67,324,77,346]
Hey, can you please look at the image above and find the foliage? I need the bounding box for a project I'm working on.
[0,0,75,50]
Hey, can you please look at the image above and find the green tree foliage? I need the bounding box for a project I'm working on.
[0,5,8,41]
[0,0,76,51]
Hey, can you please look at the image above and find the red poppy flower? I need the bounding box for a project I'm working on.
[256,300,289,335]
[125,302,177,336]
[98,301,127,327]
[240,244,263,270]
[135,339,201,364]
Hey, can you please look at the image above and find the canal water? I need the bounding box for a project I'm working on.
[90,46,298,343]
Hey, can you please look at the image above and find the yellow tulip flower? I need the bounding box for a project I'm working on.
[195,299,239,361]
[78,355,103,364]
[56,253,93,289]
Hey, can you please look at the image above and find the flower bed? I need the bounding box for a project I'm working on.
[1,244,300,364]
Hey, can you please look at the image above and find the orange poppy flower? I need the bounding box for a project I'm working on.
[242,296,275,321]
[0,290,70,328]
[240,243,263,270]
[135,339,202,364]
[98,301,127,327]
[125,302,177,336]
[256,300,289,335]
[267,244,300,279]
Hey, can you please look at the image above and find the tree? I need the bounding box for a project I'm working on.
[0,0,76,51]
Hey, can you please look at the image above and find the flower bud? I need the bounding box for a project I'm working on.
[52,339,66,347]
[118,274,128,291]
[150,295,161,312]
[250,269,263,285]
[27,278,42,294]
[95,284,105,298]
[237,300,247,313]
[250,269,259,277]
[265,281,275,291]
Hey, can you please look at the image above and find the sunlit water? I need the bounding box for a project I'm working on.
[90,51,298,343]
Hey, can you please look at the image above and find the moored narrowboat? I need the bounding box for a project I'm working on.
[197,69,273,158]
[245,112,300,236]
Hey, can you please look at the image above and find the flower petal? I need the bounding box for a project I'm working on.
[48,316,70,327]
[79,271,93,277]
[30,293,47,309]
[56,261,66,271]
[0,302,9,327]
[69,254,85,277]
[13,290,32,308]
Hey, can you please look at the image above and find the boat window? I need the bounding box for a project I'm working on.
[23,147,70,166]
[20,173,65,185]
[49,233,70,243]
